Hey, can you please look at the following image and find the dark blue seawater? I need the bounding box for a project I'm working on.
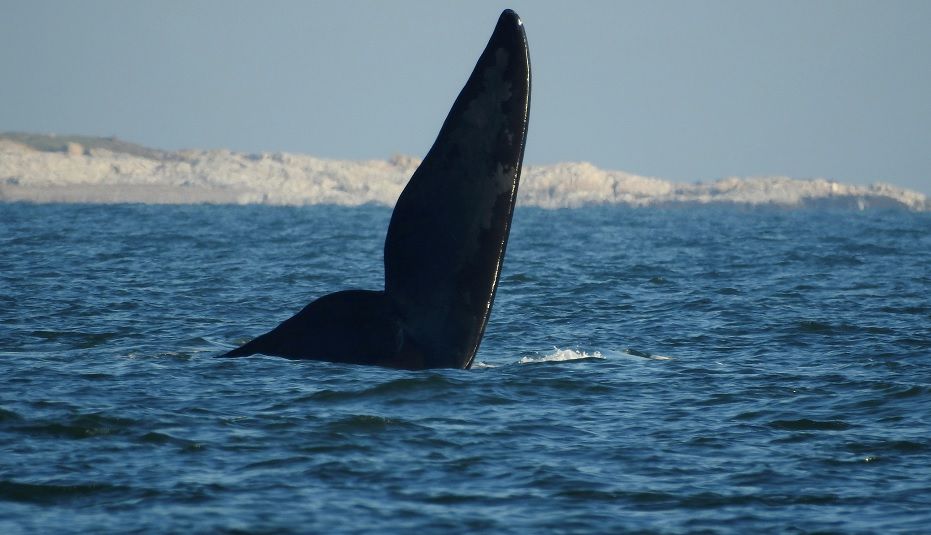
[1,203,930,533]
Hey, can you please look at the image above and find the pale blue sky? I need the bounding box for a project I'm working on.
[2,1,930,194]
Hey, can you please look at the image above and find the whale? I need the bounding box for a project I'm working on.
[222,9,531,369]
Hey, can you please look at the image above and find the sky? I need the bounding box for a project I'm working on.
[2,1,930,194]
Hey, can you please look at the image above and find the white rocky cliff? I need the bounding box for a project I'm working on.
[1,138,927,210]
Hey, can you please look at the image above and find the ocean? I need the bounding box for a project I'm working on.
[1,203,929,533]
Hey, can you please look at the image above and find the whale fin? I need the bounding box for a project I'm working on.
[221,10,530,369]
[222,290,429,369]
[384,10,531,369]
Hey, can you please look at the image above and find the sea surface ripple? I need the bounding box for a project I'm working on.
[1,203,930,533]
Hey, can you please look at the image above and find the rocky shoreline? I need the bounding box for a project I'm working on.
[2,136,927,210]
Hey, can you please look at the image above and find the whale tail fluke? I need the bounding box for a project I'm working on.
[220,344,255,358]
[220,290,429,369]
[221,10,530,369]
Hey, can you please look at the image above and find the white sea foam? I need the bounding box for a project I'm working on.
[1,139,927,210]
[518,348,605,364]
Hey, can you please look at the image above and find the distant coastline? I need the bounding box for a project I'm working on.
[2,133,928,211]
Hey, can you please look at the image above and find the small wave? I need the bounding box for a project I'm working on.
[518,348,605,364]
[621,348,674,360]
[28,329,119,348]
[795,320,895,335]
[846,439,928,454]
[0,407,22,422]
[325,414,418,433]
[516,347,675,364]
[306,374,458,403]
[769,418,852,431]
[0,479,129,504]
[138,431,202,449]
[17,412,138,440]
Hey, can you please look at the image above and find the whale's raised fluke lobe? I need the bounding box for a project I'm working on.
[222,10,531,369]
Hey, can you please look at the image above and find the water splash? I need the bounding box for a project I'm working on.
[518,348,605,364]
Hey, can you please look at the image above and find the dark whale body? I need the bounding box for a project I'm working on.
[222,10,531,369]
